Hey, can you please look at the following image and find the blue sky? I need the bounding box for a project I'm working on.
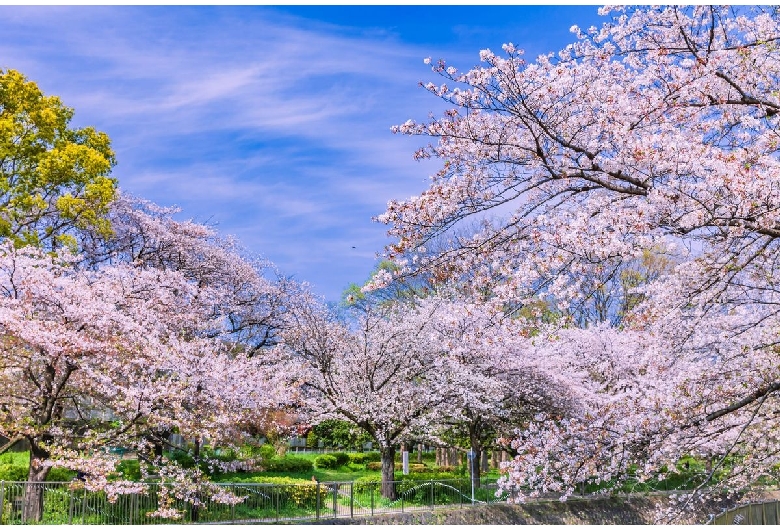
[0,5,606,301]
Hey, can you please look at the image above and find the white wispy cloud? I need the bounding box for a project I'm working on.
[0,5,604,299]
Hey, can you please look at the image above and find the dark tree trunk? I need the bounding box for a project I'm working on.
[379,445,396,500]
[416,443,423,464]
[191,438,201,522]
[23,443,51,523]
[469,430,483,493]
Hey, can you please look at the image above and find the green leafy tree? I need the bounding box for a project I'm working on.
[310,419,372,451]
[0,69,117,250]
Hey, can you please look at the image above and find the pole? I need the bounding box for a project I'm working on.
[315,479,320,520]
[68,488,75,524]
[467,450,475,504]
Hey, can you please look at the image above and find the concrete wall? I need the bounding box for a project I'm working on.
[301,493,732,525]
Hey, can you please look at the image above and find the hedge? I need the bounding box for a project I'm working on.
[265,457,313,473]
[230,476,327,507]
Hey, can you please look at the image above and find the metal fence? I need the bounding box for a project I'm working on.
[0,478,506,524]
[709,500,780,525]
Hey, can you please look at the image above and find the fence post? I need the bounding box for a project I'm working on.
[332,482,337,518]
[68,488,75,524]
[81,487,88,524]
[0,481,4,523]
[430,481,434,510]
[276,485,280,523]
[370,484,374,517]
[350,482,354,518]
[315,480,320,520]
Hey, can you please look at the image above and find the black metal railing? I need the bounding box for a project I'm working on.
[0,478,505,525]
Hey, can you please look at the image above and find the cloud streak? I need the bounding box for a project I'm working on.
[0,5,605,299]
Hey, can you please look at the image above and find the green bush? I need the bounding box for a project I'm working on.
[167,450,196,469]
[331,452,350,467]
[347,452,381,465]
[230,476,327,507]
[265,457,313,473]
[314,454,338,469]
[47,467,77,482]
[115,459,142,481]
[0,463,77,482]
[364,462,433,473]
[353,476,380,495]
[0,463,27,480]
[258,444,277,462]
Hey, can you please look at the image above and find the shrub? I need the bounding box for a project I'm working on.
[365,462,427,473]
[115,459,142,481]
[167,450,196,469]
[306,431,318,448]
[258,444,277,462]
[353,476,380,495]
[47,467,77,482]
[230,476,327,507]
[347,452,381,465]
[314,454,338,469]
[331,452,350,467]
[265,457,313,473]
[0,463,27,481]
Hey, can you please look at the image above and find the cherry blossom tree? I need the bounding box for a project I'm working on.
[80,194,295,356]
[378,5,780,512]
[0,242,279,520]
[0,194,298,520]
[429,301,573,492]
[273,293,458,499]
[381,5,780,316]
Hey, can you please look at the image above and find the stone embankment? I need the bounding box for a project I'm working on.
[299,493,750,525]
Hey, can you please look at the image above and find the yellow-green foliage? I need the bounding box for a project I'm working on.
[0,69,117,248]
[233,476,327,507]
[366,462,428,472]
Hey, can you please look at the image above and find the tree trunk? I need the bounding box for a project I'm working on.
[23,443,51,523]
[491,450,499,470]
[191,438,201,522]
[379,445,396,500]
[469,430,483,493]
[481,451,489,473]
[416,443,423,464]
